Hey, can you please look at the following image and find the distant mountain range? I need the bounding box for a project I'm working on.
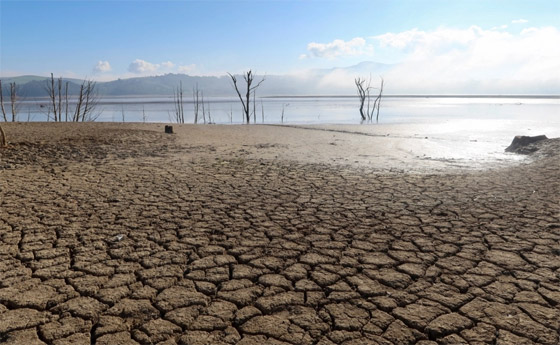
[1,62,393,98]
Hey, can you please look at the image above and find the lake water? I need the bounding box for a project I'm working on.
[17,95,560,138]
[12,96,560,169]
[16,96,559,125]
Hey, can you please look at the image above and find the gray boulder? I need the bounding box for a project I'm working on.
[505,135,548,154]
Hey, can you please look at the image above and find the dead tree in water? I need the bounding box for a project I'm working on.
[75,79,100,121]
[45,74,99,122]
[355,77,369,121]
[193,84,202,124]
[0,80,22,122]
[355,76,384,123]
[173,81,185,123]
[373,78,384,123]
[0,80,7,122]
[227,70,265,124]
[9,82,18,122]
[45,73,59,121]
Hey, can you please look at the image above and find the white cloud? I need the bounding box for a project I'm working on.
[94,60,111,73]
[128,59,160,74]
[303,37,373,59]
[374,26,486,53]
[127,59,194,75]
[491,25,508,30]
[512,19,529,24]
[374,26,560,93]
[178,64,196,74]
[307,26,560,94]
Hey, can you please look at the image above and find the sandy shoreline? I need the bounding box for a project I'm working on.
[0,122,559,344]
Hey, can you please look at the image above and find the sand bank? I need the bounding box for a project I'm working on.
[0,122,558,344]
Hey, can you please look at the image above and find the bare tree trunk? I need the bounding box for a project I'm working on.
[179,82,185,123]
[228,70,265,124]
[57,77,62,123]
[74,84,84,122]
[10,82,17,122]
[193,85,200,124]
[65,82,69,122]
[80,80,99,121]
[0,80,7,122]
[46,73,58,122]
[201,91,206,124]
[173,82,184,123]
[355,78,367,121]
[82,82,91,121]
[374,78,384,123]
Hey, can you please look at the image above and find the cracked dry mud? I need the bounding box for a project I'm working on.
[0,123,559,345]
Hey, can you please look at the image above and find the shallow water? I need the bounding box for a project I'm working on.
[15,96,560,169]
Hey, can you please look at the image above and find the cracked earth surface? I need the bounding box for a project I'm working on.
[0,123,559,345]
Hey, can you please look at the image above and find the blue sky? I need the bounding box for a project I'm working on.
[1,0,559,93]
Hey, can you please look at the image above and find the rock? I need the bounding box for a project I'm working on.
[505,135,547,153]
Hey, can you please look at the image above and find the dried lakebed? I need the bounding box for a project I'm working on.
[0,123,559,345]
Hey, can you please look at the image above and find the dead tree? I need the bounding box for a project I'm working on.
[0,80,7,122]
[201,91,206,124]
[73,79,100,122]
[80,80,100,121]
[73,83,84,122]
[173,81,185,123]
[10,82,18,122]
[227,70,265,124]
[373,78,384,123]
[193,84,201,124]
[355,76,384,123]
[355,77,369,121]
[64,81,69,122]
[46,75,99,122]
[45,73,59,121]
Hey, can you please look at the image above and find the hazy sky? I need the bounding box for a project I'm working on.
[1,0,559,93]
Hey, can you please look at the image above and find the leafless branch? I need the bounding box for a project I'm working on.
[228,70,265,123]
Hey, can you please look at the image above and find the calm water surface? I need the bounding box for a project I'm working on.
[18,95,560,138]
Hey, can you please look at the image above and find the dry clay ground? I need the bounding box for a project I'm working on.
[0,123,559,345]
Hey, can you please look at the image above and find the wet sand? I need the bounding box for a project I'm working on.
[0,122,559,345]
